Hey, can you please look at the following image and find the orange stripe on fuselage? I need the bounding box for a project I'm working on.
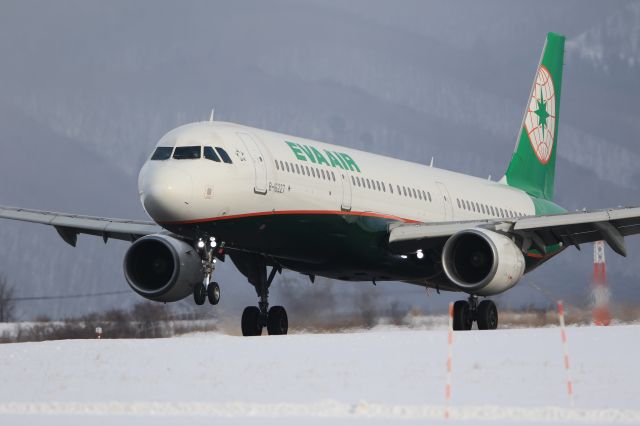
[159,210,421,225]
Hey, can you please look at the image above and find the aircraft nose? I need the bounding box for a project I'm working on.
[140,165,193,223]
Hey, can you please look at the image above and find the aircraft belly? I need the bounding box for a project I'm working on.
[163,212,441,281]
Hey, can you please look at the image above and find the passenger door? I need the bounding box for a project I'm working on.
[237,132,267,195]
[436,181,453,220]
[340,172,352,211]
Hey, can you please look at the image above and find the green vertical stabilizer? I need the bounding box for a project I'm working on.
[504,32,565,201]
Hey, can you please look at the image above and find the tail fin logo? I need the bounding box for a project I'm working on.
[524,65,556,164]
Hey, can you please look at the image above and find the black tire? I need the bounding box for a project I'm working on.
[477,300,498,330]
[193,282,206,305]
[453,300,472,331]
[241,306,262,336]
[267,306,288,335]
[207,282,220,305]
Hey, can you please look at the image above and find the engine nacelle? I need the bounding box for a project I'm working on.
[442,228,525,296]
[123,234,203,302]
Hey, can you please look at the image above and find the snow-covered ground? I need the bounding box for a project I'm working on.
[0,325,639,425]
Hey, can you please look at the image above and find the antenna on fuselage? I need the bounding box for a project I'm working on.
[429,157,434,168]
[209,108,215,122]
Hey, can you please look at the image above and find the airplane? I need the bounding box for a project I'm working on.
[2,32,639,335]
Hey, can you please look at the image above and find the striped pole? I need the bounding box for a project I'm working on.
[444,302,454,419]
[557,301,575,407]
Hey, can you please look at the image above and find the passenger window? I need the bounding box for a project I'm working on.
[285,163,290,172]
[151,147,173,160]
[419,191,423,201]
[382,182,386,192]
[275,160,279,170]
[295,164,300,174]
[204,146,221,162]
[321,169,326,180]
[390,185,393,194]
[456,199,461,208]
[366,179,371,189]
[215,147,233,164]
[412,188,417,198]
[351,176,355,185]
[311,167,316,178]
[376,181,381,191]
[402,187,407,196]
[427,192,432,202]
[173,146,201,159]
[331,171,336,181]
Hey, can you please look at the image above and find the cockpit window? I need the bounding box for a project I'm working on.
[173,146,201,160]
[151,147,173,160]
[204,146,221,162]
[215,147,233,164]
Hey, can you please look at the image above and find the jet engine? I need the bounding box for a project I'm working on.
[123,234,203,302]
[441,228,525,296]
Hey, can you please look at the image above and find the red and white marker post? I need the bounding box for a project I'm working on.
[557,301,575,407]
[592,241,612,326]
[444,302,454,419]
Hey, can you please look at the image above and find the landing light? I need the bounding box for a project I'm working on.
[197,240,205,249]
[416,250,424,259]
[210,237,217,248]
[400,255,408,259]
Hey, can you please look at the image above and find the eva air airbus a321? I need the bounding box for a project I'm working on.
[1,33,638,335]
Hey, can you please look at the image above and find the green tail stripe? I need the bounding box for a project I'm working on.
[505,32,565,201]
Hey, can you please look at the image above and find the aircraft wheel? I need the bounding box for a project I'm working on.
[193,282,206,305]
[453,300,472,331]
[241,306,263,336]
[477,300,498,330]
[267,306,288,335]
[207,282,220,305]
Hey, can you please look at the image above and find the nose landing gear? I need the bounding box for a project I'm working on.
[194,237,222,306]
[452,295,498,330]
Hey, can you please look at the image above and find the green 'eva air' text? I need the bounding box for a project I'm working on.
[285,141,361,172]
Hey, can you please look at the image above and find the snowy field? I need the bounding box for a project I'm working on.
[0,325,639,425]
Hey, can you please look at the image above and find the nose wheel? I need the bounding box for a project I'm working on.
[452,296,498,330]
[194,237,222,306]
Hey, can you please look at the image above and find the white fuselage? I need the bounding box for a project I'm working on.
[138,121,536,226]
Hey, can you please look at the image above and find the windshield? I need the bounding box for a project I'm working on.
[150,147,173,160]
[173,146,201,160]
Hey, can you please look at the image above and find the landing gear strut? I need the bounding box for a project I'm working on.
[194,237,221,306]
[240,260,288,336]
[452,295,498,330]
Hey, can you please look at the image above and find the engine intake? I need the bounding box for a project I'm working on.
[442,228,525,296]
[124,234,203,302]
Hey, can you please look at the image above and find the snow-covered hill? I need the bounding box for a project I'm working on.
[0,325,639,425]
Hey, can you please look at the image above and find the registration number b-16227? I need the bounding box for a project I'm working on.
[268,182,286,193]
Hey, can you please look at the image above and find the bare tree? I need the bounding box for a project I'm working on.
[0,275,16,322]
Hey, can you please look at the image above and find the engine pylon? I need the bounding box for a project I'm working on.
[592,241,612,326]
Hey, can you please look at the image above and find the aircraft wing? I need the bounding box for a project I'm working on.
[0,205,162,247]
[388,206,640,257]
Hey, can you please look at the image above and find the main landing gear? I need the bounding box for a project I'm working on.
[240,261,288,336]
[452,295,498,331]
[194,237,221,306]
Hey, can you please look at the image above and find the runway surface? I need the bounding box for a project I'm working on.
[0,324,638,425]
